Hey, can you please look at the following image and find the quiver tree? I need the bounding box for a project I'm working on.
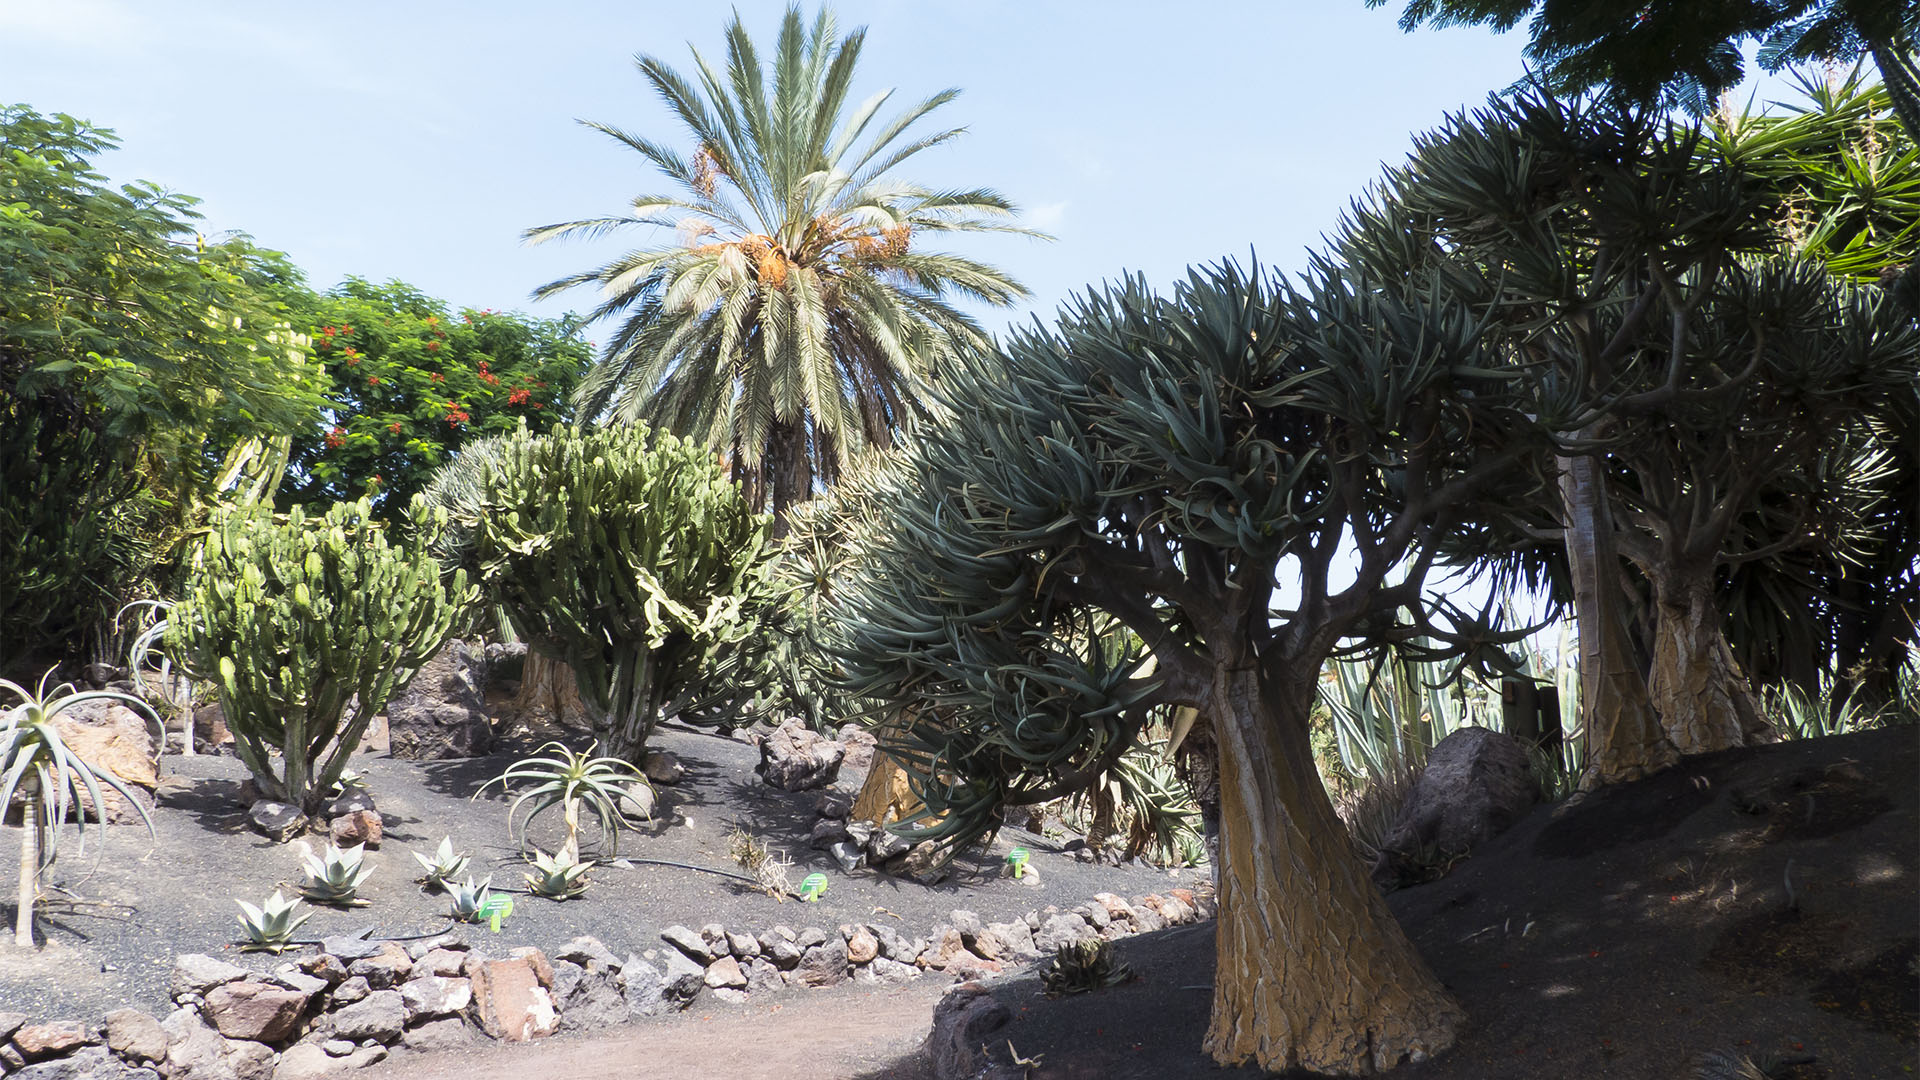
[1337,93,1920,780]
[832,261,1539,1074]
[166,499,471,816]
[447,424,774,761]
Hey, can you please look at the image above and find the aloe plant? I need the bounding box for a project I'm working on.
[236,890,311,953]
[523,843,592,900]
[2,670,159,947]
[411,837,471,891]
[476,741,652,856]
[1041,939,1133,996]
[447,875,492,923]
[298,842,374,906]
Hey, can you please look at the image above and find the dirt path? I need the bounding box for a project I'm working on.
[363,980,947,1080]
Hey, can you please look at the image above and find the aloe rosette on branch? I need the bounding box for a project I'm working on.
[166,498,472,817]
[451,423,773,761]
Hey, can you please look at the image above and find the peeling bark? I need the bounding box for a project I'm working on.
[511,649,590,730]
[1648,570,1768,756]
[1203,667,1462,1074]
[1558,450,1675,787]
[851,749,921,826]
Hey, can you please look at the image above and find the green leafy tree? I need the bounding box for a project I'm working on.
[166,499,471,817]
[0,104,326,660]
[832,261,1538,1074]
[280,279,589,518]
[439,424,773,761]
[1372,0,1920,136]
[527,5,1042,522]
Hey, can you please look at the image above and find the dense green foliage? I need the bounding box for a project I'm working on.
[1,105,326,661]
[1372,0,1920,132]
[443,424,773,760]
[1700,72,1920,701]
[829,259,1536,848]
[0,406,141,664]
[1342,92,1917,755]
[166,499,471,815]
[281,279,590,517]
[528,5,1038,518]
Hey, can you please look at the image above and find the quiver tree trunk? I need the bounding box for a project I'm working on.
[1648,569,1768,755]
[1559,450,1676,787]
[1202,667,1463,1074]
[511,650,590,731]
[851,749,922,826]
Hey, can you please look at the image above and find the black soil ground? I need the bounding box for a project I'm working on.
[934,725,1919,1079]
[0,722,1198,1020]
[4,724,1913,1080]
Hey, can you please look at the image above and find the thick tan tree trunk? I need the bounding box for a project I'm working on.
[1558,449,1675,787]
[1648,571,1768,755]
[511,650,590,731]
[851,749,922,826]
[1203,668,1462,1074]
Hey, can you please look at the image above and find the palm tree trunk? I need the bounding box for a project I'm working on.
[15,776,38,947]
[767,421,815,535]
[1558,448,1676,786]
[1203,665,1461,1074]
[1868,37,1920,145]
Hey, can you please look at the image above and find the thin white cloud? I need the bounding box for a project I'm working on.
[0,0,149,50]
[1026,200,1068,231]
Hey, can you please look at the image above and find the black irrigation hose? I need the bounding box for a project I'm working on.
[265,917,458,950]
[615,856,804,900]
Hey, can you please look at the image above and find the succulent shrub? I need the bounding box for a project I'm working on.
[1,670,160,946]
[523,843,591,900]
[412,837,471,891]
[443,423,773,760]
[165,498,472,816]
[236,890,311,953]
[298,842,374,906]
[476,740,652,857]
[446,875,492,923]
[1041,939,1133,996]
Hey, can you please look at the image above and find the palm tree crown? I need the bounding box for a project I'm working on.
[527,5,1042,520]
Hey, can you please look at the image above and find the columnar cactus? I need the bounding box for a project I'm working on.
[167,498,471,815]
[454,423,772,761]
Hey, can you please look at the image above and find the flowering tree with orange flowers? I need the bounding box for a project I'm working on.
[281,278,590,516]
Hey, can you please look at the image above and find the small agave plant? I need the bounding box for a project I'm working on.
[446,874,493,923]
[412,837,471,891]
[1040,939,1133,996]
[524,842,592,900]
[236,890,312,953]
[298,842,375,906]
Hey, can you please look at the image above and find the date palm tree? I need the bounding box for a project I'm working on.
[526,5,1043,523]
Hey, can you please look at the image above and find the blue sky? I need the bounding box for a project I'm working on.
[3,0,1545,332]
[5,1,1803,336]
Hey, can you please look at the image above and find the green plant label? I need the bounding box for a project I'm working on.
[799,873,828,902]
[1008,847,1031,878]
[480,894,514,932]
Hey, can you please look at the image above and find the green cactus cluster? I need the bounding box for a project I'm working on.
[166,497,472,815]
[448,423,773,761]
